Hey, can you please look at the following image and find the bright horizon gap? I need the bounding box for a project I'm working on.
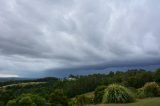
[0,74,19,78]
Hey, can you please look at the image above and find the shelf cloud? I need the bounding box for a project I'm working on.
[0,0,160,77]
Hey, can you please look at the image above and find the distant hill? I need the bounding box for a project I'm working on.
[0,77,31,82]
[44,64,160,78]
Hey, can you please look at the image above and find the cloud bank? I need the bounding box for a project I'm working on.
[0,0,160,77]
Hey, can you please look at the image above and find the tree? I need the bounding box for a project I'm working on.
[75,95,93,106]
[154,68,160,83]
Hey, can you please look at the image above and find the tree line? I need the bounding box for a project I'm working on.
[0,68,160,106]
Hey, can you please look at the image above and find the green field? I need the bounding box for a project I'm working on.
[86,98,160,106]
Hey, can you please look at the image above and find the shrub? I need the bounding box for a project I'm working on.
[143,82,159,97]
[76,95,93,106]
[103,84,135,103]
[49,89,68,106]
[45,103,51,106]
[31,95,46,106]
[136,88,145,98]
[94,85,107,104]
[68,98,77,106]
[6,94,48,106]
[0,101,5,106]
[18,96,33,106]
[6,100,16,106]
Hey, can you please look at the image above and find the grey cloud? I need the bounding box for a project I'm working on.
[0,0,160,77]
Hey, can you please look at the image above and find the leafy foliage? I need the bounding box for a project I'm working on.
[103,84,135,103]
[143,82,159,97]
[75,95,93,106]
[6,100,16,106]
[6,94,48,106]
[136,88,145,98]
[94,85,107,104]
[49,89,68,106]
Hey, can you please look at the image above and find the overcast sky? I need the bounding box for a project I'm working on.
[0,0,160,77]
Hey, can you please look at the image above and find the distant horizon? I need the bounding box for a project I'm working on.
[0,64,159,78]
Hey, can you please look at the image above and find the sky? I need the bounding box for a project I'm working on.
[0,0,160,78]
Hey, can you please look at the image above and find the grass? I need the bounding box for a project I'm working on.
[86,97,160,106]
[0,82,46,88]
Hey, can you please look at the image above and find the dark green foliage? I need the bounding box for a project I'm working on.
[137,88,145,98]
[143,82,159,97]
[137,82,160,98]
[75,95,93,106]
[18,96,33,106]
[94,85,107,104]
[6,100,16,106]
[0,101,5,106]
[63,74,109,98]
[122,69,153,88]
[6,94,48,106]
[103,84,135,103]
[49,89,68,106]
[45,103,51,106]
[69,95,93,106]
[68,98,77,106]
[154,68,160,82]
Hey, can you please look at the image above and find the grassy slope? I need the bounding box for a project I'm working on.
[86,98,160,106]
[0,82,46,88]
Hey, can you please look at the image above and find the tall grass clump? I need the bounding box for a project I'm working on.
[137,82,160,98]
[137,88,145,98]
[68,95,93,106]
[103,84,135,103]
[143,82,159,97]
[94,85,107,104]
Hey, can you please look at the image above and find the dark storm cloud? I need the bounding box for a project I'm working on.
[0,0,160,77]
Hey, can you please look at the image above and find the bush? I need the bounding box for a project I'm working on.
[103,84,135,103]
[136,88,145,98]
[45,103,51,106]
[94,85,107,104]
[18,96,33,106]
[0,101,5,106]
[143,82,159,97]
[68,98,77,106]
[76,95,93,106]
[6,94,48,106]
[49,89,68,106]
[6,100,16,106]
[31,95,46,106]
